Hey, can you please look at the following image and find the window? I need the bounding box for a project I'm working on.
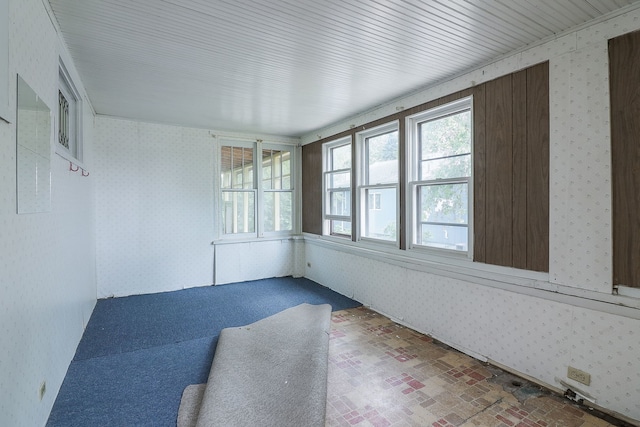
[323,137,352,237]
[220,141,294,237]
[57,61,82,161]
[408,97,472,253]
[261,148,293,233]
[221,143,255,235]
[357,123,399,243]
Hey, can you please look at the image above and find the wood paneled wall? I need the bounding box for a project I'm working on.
[474,62,549,272]
[301,142,323,235]
[610,31,640,288]
[301,62,549,273]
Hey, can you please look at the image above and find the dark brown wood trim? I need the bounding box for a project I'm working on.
[610,30,640,287]
[484,74,514,267]
[526,62,550,272]
[301,142,323,235]
[473,84,487,263]
[512,69,528,270]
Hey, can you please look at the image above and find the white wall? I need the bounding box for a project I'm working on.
[0,1,96,426]
[93,117,302,296]
[302,7,640,424]
[214,238,305,285]
[94,117,215,297]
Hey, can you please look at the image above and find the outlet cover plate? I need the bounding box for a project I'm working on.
[567,366,591,386]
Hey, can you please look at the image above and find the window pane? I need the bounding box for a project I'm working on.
[331,220,351,236]
[222,191,255,234]
[221,146,253,189]
[327,171,350,188]
[220,146,232,189]
[263,191,292,232]
[331,144,351,170]
[421,154,471,180]
[329,190,351,216]
[242,162,253,189]
[364,187,396,241]
[418,183,468,251]
[420,224,468,251]
[420,110,471,159]
[282,154,291,175]
[263,149,291,190]
[366,131,398,184]
[282,153,291,190]
[419,110,471,180]
[420,183,468,224]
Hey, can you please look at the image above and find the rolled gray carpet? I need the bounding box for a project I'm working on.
[177,384,205,427]
[178,303,332,427]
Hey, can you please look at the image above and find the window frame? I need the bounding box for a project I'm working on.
[218,139,295,240]
[406,96,473,257]
[260,144,295,236]
[356,121,400,246]
[219,140,257,238]
[322,136,352,238]
[56,60,83,163]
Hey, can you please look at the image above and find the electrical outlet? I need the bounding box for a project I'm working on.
[38,381,46,400]
[567,366,591,386]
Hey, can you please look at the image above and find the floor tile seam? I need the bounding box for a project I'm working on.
[456,396,505,426]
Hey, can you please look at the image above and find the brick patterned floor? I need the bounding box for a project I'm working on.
[326,307,617,427]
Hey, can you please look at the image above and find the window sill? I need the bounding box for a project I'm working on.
[303,233,640,318]
[212,235,302,246]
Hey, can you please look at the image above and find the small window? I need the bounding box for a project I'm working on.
[221,144,255,234]
[57,61,82,162]
[357,123,399,244]
[323,137,352,238]
[408,97,472,253]
[261,148,293,233]
[219,141,294,237]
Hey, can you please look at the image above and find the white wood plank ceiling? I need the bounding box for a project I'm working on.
[48,0,640,137]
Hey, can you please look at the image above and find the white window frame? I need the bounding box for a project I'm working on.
[406,96,473,257]
[356,121,400,246]
[219,140,257,239]
[260,143,295,236]
[56,60,83,163]
[218,139,295,240]
[322,136,352,238]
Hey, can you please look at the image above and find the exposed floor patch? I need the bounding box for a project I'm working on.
[327,307,624,427]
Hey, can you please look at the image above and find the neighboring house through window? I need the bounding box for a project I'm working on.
[407,97,472,253]
[357,123,399,244]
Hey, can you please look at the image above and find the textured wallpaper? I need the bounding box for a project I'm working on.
[93,117,216,297]
[0,1,96,426]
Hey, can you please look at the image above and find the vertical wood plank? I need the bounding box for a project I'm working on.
[526,62,550,272]
[610,32,640,287]
[512,70,528,269]
[301,142,323,235]
[473,84,487,263]
[485,75,513,267]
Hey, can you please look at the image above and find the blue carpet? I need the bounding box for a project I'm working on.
[47,277,360,426]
